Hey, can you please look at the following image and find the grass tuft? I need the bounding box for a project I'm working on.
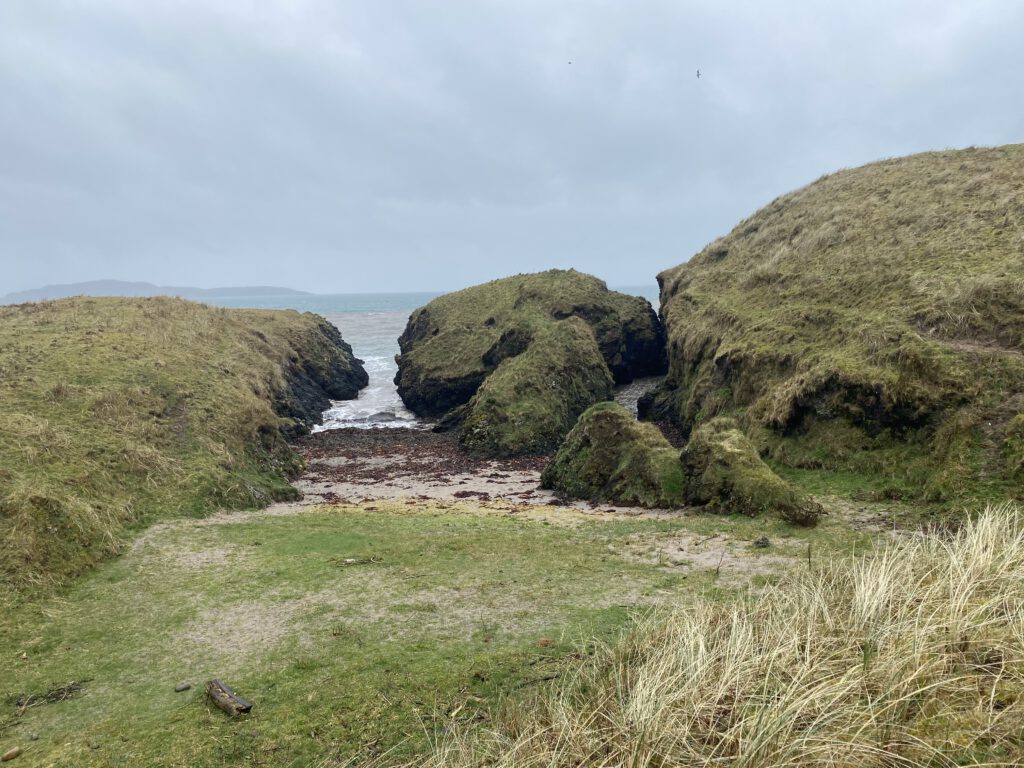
[420,503,1024,766]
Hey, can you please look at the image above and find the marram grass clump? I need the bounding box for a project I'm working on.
[419,503,1024,767]
[650,144,1024,505]
[541,401,685,507]
[0,296,365,593]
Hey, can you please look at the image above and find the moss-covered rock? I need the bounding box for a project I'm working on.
[648,145,1024,504]
[541,402,685,507]
[396,269,665,419]
[682,418,822,525]
[458,318,614,457]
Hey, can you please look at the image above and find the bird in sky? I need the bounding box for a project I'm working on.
[696,69,701,78]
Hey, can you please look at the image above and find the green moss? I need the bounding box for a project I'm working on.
[458,318,614,457]
[396,269,665,418]
[541,402,685,507]
[682,417,822,525]
[0,297,365,593]
[653,145,1024,506]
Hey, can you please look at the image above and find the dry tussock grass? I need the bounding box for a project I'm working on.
[419,504,1024,767]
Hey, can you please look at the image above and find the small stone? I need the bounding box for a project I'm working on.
[1,746,22,762]
[174,683,191,693]
[753,536,771,549]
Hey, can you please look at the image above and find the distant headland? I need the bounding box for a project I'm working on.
[1,279,313,304]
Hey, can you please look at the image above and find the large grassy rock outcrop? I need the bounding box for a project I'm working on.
[647,145,1024,503]
[0,297,367,591]
[682,418,822,525]
[396,270,666,419]
[458,318,614,457]
[541,402,685,507]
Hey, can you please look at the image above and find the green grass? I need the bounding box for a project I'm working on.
[0,297,364,594]
[0,500,855,767]
[651,144,1024,509]
[683,417,822,525]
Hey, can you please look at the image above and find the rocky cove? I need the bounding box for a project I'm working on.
[3,145,1024,766]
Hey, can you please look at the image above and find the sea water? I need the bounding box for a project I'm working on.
[209,286,660,430]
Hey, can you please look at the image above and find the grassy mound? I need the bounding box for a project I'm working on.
[424,503,1024,766]
[648,145,1024,504]
[683,417,822,525]
[541,402,685,507]
[396,269,665,419]
[458,318,614,457]
[0,297,366,592]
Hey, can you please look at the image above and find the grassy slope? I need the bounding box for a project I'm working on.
[0,500,871,767]
[0,297,364,594]
[654,144,1024,506]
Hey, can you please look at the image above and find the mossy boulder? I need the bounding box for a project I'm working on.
[647,144,1024,504]
[458,318,614,457]
[541,402,685,507]
[682,418,822,525]
[396,269,665,419]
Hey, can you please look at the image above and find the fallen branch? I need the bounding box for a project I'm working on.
[13,682,84,715]
[329,556,384,568]
[206,679,252,716]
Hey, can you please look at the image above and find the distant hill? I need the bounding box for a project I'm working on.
[1,280,313,304]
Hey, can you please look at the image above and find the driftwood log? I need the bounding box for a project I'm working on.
[206,679,252,716]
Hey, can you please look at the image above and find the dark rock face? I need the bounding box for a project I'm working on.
[274,317,368,435]
[395,270,667,444]
[541,402,685,508]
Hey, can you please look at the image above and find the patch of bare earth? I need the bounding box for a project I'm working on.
[618,532,797,588]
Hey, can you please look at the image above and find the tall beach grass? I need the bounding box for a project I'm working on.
[421,504,1024,766]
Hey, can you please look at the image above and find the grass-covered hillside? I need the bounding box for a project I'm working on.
[0,297,366,593]
[649,144,1024,505]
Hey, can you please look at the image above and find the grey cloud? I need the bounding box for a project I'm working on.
[1,0,1022,293]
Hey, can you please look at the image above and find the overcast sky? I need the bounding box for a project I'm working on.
[2,1,1023,294]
